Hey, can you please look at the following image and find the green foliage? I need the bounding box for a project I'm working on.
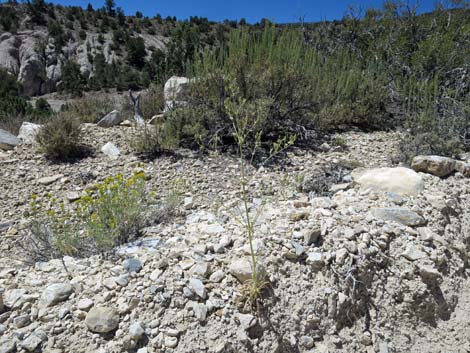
[25,194,82,261]
[23,171,185,260]
[61,60,85,96]
[36,113,85,160]
[131,85,181,157]
[26,0,47,25]
[126,36,147,68]
[226,75,295,308]
[24,173,149,260]
[77,173,147,250]
[60,94,117,123]
[0,5,19,32]
[48,20,65,49]
[35,97,51,114]
[172,25,387,151]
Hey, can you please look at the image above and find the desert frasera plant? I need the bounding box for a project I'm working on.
[225,76,295,307]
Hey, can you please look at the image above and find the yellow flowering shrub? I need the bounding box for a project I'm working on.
[77,172,148,252]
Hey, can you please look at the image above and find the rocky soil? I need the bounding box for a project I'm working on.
[1,123,470,353]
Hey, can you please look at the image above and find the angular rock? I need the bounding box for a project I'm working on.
[38,174,63,185]
[3,288,27,309]
[40,283,73,307]
[0,128,21,151]
[303,226,321,245]
[353,167,423,196]
[101,142,120,159]
[0,340,16,353]
[17,122,41,144]
[97,110,123,128]
[192,302,208,322]
[401,244,425,261]
[189,278,207,299]
[123,258,143,273]
[85,307,120,333]
[129,322,145,340]
[455,161,470,177]
[229,258,266,284]
[164,336,178,348]
[372,208,426,227]
[307,252,324,270]
[21,334,44,352]
[236,313,257,330]
[77,298,94,311]
[411,155,456,177]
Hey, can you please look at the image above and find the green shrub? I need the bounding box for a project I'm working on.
[60,94,117,123]
[171,25,388,151]
[131,120,180,157]
[77,173,148,250]
[22,172,184,261]
[36,113,85,160]
[140,85,165,119]
[23,194,83,261]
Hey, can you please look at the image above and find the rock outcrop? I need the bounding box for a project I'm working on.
[17,122,41,144]
[164,76,189,111]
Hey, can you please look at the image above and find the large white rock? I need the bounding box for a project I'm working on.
[97,110,122,128]
[101,142,120,159]
[353,167,423,196]
[164,76,189,111]
[0,128,21,150]
[17,122,41,144]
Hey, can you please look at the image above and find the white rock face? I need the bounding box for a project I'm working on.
[164,76,189,111]
[17,122,41,144]
[353,167,424,196]
[101,142,120,159]
[97,110,123,128]
[0,128,21,150]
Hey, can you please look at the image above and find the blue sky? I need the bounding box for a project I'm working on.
[15,0,439,23]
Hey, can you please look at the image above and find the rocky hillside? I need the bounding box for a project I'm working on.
[0,2,170,96]
[0,119,469,352]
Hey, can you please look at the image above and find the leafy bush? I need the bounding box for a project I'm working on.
[36,113,85,160]
[169,25,388,151]
[60,94,117,123]
[140,85,165,119]
[131,121,180,158]
[22,172,184,261]
[23,194,83,261]
[60,60,85,96]
[0,68,52,133]
[77,173,148,250]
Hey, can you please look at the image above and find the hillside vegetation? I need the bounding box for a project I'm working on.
[0,0,469,159]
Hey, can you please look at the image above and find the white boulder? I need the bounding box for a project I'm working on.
[353,167,423,196]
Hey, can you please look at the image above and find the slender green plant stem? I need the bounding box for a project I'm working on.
[236,128,258,284]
